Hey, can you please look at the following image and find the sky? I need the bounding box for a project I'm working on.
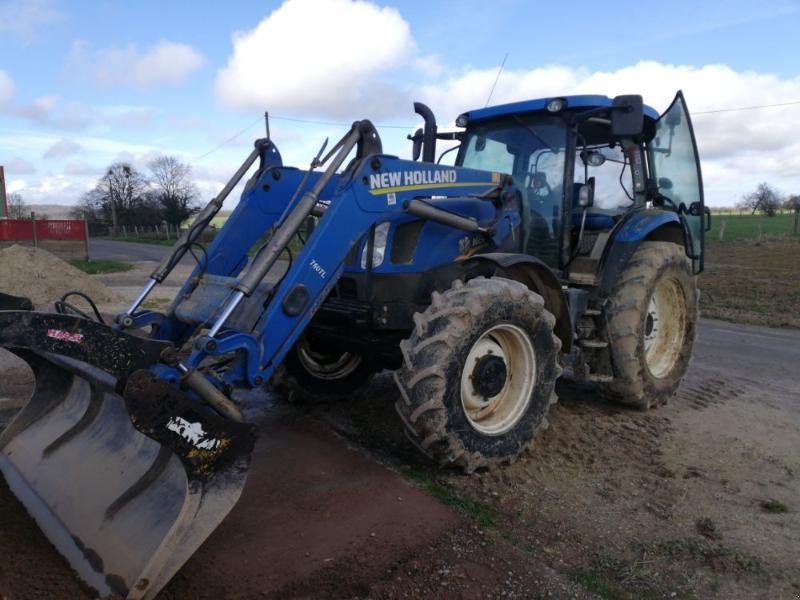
[1,0,800,208]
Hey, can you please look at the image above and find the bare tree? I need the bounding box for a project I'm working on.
[147,156,199,229]
[741,182,782,217]
[84,163,161,229]
[785,194,800,213]
[6,192,29,219]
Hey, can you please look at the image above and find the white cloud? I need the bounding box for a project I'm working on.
[0,70,91,129]
[0,0,62,44]
[215,0,417,117]
[43,138,83,159]
[416,61,800,205]
[69,40,205,88]
[0,70,15,105]
[5,156,37,174]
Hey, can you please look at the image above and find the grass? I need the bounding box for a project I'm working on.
[645,537,762,574]
[761,499,790,513]
[71,259,134,274]
[574,568,625,599]
[706,212,798,244]
[573,554,658,600]
[402,466,497,528]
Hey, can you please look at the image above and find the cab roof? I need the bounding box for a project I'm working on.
[460,95,660,124]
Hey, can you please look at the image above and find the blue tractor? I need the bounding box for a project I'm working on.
[0,92,706,598]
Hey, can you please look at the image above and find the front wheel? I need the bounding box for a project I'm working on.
[274,333,377,403]
[394,277,562,472]
[598,241,699,409]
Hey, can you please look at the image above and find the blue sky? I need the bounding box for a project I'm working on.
[1,0,799,206]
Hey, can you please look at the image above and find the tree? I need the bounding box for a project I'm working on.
[741,182,782,217]
[147,156,199,229]
[6,192,29,219]
[84,163,161,230]
[785,194,800,213]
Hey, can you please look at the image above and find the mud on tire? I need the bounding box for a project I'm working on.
[598,241,699,409]
[394,277,561,472]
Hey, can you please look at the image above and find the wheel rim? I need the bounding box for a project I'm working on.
[643,276,687,378]
[460,324,536,436]
[297,337,362,380]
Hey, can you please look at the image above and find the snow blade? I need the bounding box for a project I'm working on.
[0,351,255,599]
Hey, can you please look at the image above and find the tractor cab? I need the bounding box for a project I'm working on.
[452,93,706,277]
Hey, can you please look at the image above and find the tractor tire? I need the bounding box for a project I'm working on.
[274,333,377,403]
[598,241,698,410]
[394,277,561,473]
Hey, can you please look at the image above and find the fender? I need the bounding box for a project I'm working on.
[465,252,572,352]
[597,209,683,298]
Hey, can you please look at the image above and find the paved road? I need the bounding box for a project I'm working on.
[89,238,173,262]
[692,317,800,411]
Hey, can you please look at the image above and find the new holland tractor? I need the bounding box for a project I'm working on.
[0,91,706,598]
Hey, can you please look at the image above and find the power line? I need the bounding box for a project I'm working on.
[694,99,800,114]
[190,98,800,162]
[190,115,264,163]
[269,114,414,129]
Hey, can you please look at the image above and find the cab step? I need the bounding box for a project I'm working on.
[579,338,608,349]
[587,373,613,383]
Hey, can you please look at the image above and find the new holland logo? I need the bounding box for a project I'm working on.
[369,169,457,190]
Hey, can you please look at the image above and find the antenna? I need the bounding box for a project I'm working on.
[485,52,509,107]
[264,111,271,139]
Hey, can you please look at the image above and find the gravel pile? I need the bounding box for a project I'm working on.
[0,245,119,305]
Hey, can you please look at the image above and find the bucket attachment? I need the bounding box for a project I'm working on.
[0,340,255,598]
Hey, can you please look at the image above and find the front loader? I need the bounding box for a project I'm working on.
[0,92,706,598]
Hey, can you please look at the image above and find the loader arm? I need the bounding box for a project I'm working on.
[0,120,516,600]
[176,125,515,392]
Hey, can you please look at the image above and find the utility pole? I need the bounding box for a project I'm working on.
[108,169,118,235]
[0,166,7,218]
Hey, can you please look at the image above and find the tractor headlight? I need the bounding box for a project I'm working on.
[360,221,391,269]
[546,97,566,113]
[455,114,468,127]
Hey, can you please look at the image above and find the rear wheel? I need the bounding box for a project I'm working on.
[598,241,698,409]
[394,277,561,472]
[275,333,377,402]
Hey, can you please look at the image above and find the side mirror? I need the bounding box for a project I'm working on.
[578,177,595,208]
[658,177,673,190]
[611,95,644,137]
[410,128,423,161]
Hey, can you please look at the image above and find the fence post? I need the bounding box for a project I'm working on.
[83,217,90,261]
[794,210,799,236]
[30,211,37,248]
[122,225,127,238]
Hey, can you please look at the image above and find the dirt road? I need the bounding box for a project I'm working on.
[1,312,798,598]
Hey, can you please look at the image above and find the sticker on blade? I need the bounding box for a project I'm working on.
[166,416,222,450]
[46,328,84,343]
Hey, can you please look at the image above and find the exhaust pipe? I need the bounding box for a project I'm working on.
[413,102,437,163]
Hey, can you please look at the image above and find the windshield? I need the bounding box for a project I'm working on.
[458,115,568,267]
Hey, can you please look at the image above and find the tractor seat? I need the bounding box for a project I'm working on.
[570,183,622,230]
[574,207,619,230]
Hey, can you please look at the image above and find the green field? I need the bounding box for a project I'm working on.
[706,212,798,244]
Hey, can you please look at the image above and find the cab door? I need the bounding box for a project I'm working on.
[650,91,707,272]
